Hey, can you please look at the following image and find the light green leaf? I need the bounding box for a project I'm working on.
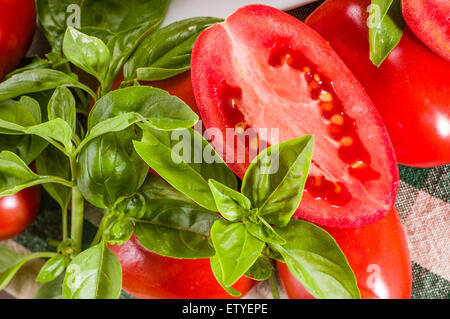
[47,86,76,133]
[208,179,251,222]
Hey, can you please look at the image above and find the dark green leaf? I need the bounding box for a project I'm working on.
[62,241,122,299]
[48,86,77,133]
[368,0,406,66]
[36,255,67,283]
[271,220,360,299]
[88,86,198,131]
[242,136,314,227]
[63,27,111,83]
[245,256,273,281]
[0,97,41,133]
[103,213,134,246]
[133,126,237,211]
[36,145,72,210]
[124,17,223,81]
[0,135,48,165]
[208,179,251,222]
[0,69,95,102]
[211,220,264,286]
[77,128,148,209]
[134,176,221,259]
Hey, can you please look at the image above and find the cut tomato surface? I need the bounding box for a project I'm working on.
[191,5,399,228]
[402,0,450,61]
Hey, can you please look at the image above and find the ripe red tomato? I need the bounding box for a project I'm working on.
[0,186,41,241]
[0,0,36,80]
[278,207,412,299]
[191,5,398,228]
[109,234,255,299]
[402,0,450,61]
[306,0,450,168]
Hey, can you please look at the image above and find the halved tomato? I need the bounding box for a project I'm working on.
[402,0,450,61]
[191,5,399,228]
[278,207,412,299]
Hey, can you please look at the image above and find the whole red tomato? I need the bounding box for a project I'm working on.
[278,207,412,299]
[0,186,41,241]
[401,0,450,61]
[109,234,255,299]
[306,0,450,168]
[0,0,36,80]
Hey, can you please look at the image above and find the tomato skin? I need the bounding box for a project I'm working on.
[306,0,450,168]
[401,0,450,61]
[0,186,41,241]
[0,0,36,80]
[109,234,255,299]
[278,208,412,299]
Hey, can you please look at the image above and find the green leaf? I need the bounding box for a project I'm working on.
[0,135,48,165]
[34,273,64,299]
[244,216,286,245]
[62,241,122,299]
[245,256,273,281]
[124,17,223,81]
[36,145,72,210]
[270,220,360,299]
[0,247,51,290]
[36,255,67,283]
[25,119,73,151]
[242,135,314,227]
[208,179,251,222]
[133,175,221,259]
[368,0,406,66]
[102,212,134,246]
[133,126,237,211]
[63,27,111,83]
[0,97,41,131]
[0,69,95,102]
[77,128,148,209]
[88,86,198,131]
[210,255,241,297]
[211,220,264,286]
[47,86,76,133]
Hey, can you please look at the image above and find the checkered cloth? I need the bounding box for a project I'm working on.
[1,1,449,299]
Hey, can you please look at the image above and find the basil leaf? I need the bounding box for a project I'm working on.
[244,217,286,245]
[88,86,198,131]
[208,179,251,222]
[0,69,95,102]
[36,145,72,210]
[242,135,314,227]
[271,220,360,299]
[0,247,49,290]
[0,135,48,165]
[133,175,220,259]
[34,273,64,299]
[211,220,264,286]
[77,128,148,209]
[102,213,134,246]
[36,255,67,284]
[25,119,73,151]
[124,17,223,81]
[368,0,406,66]
[5,56,53,80]
[245,256,273,281]
[210,255,241,297]
[48,86,76,133]
[0,151,66,196]
[133,126,237,211]
[0,97,41,132]
[63,27,111,83]
[62,241,122,299]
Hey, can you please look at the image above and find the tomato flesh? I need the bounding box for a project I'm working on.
[0,0,36,80]
[109,234,255,299]
[0,186,41,241]
[192,5,399,228]
[402,0,450,61]
[278,207,412,299]
[306,0,450,168]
